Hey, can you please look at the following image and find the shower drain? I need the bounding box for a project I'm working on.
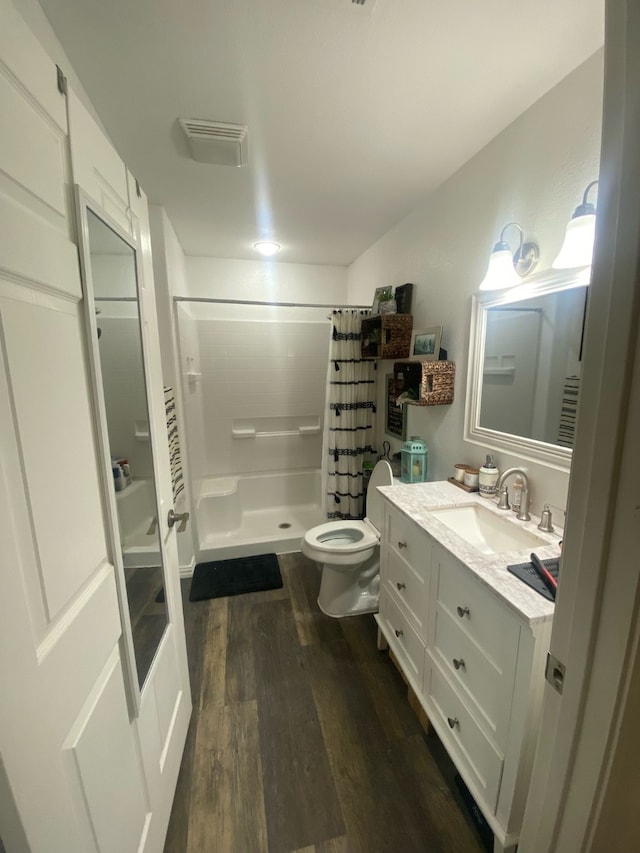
[278,522,292,529]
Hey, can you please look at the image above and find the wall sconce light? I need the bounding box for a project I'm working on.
[552,180,598,269]
[478,222,539,291]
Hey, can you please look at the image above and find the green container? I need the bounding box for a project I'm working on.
[400,436,428,483]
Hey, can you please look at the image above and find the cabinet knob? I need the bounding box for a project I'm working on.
[447,716,459,729]
[456,605,470,618]
[396,581,406,591]
[398,540,407,549]
[453,658,465,671]
[394,628,404,638]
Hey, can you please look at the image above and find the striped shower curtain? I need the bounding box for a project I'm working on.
[323,310,377,519]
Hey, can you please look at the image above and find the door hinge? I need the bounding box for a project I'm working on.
[135,178,142,198]
[545,653,566,694]
[56,65,67,96]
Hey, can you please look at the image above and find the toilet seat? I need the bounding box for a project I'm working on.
[302,518,378,556]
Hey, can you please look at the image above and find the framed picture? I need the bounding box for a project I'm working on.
[372,285,393,315]
[385,374,405,438]
[394,282,413,314]
[410,326,442,361]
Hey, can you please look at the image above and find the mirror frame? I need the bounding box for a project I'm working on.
[464,266,591,472]
[75,187,168,714]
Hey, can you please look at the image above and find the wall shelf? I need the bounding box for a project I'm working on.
[393,360,456,406]
[361,314,413,360]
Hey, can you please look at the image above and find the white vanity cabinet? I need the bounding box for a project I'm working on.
[376,499,553,853]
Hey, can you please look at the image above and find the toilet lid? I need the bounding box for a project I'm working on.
[365,460,394,534]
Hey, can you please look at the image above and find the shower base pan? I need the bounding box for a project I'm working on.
[196,472,324,563]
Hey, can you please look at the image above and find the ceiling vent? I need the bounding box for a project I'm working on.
[179,119,248,167]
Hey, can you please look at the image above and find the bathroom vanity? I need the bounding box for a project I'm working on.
[375,481,559,853]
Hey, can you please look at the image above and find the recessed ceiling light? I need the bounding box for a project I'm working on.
[253,241,281,257]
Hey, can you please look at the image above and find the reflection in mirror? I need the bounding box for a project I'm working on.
[479,286,587,447]
[465,268,591,468]
[87,209,168,688]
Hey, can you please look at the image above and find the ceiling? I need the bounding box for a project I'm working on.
[39,0,604,265]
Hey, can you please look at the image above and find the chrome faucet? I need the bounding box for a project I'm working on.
[495,468,531,521]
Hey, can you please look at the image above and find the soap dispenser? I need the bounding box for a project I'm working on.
[479,454,499,498]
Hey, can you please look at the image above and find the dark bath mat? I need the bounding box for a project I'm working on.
[189,553,283,602]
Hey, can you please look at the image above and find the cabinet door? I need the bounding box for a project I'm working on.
[425,658,503,812]
[430,544,520,748]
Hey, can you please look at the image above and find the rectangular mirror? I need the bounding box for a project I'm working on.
[82,205,169,691]
[465,267,591,470]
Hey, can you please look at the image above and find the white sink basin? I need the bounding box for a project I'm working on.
[429,504,547,555]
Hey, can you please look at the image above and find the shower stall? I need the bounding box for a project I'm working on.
[175,299,333,561]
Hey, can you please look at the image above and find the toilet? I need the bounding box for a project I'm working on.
[301,460,394,617]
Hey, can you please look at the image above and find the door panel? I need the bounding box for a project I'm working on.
[68,90,131,236]
[1,298,106,620]
[66,651,148,853]
[0,72,67,215]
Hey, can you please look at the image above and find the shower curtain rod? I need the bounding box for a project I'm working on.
[173,296,370,310]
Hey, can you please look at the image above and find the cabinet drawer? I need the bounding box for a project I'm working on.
[385,504,432,571]
[432,603,517,748]
[379,590,424,690]
[383,546,429,640]
[434,545,520,673]
[425,657,503,812]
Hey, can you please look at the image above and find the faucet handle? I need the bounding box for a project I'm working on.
[496,485,510,510]
[537,504,554,533]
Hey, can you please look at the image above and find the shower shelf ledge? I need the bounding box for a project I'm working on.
[231,425,321,439]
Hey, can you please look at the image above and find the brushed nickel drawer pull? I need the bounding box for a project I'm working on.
[453,658,465,670]
[447,716,459,729]
[398,540,407,549]
[396,581,406,591]
[456,605,470,618]
[394,628,404,638]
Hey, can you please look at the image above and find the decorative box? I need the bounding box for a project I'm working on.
[393,360,455,406]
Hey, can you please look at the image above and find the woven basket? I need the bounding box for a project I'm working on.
[361,314,413,359]
[393,360,455,406]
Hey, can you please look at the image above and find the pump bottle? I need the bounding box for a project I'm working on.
[478,454,499,498]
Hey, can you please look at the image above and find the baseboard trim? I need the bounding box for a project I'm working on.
[179,557,195,579]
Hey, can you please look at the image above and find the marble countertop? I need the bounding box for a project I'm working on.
[378,480,561,625]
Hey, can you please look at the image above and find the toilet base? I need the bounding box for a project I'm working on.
[316,555,380,618]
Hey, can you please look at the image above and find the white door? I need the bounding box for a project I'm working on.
[519,3,640,849]
[0,3,188,851]
[73,170,192,850]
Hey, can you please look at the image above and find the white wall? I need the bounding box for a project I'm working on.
[185,256,348,304]
[348,50,604,514]
[178,304,330,480]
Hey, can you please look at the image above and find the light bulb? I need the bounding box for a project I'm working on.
[253,241,281,257]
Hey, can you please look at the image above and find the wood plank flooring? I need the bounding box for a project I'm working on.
[163,552,486,853]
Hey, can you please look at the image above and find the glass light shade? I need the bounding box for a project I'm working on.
[479,249,522,291]
[253,240,281,256]
[552,214,596,269]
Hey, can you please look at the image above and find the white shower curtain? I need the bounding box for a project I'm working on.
[322,310,377,519]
